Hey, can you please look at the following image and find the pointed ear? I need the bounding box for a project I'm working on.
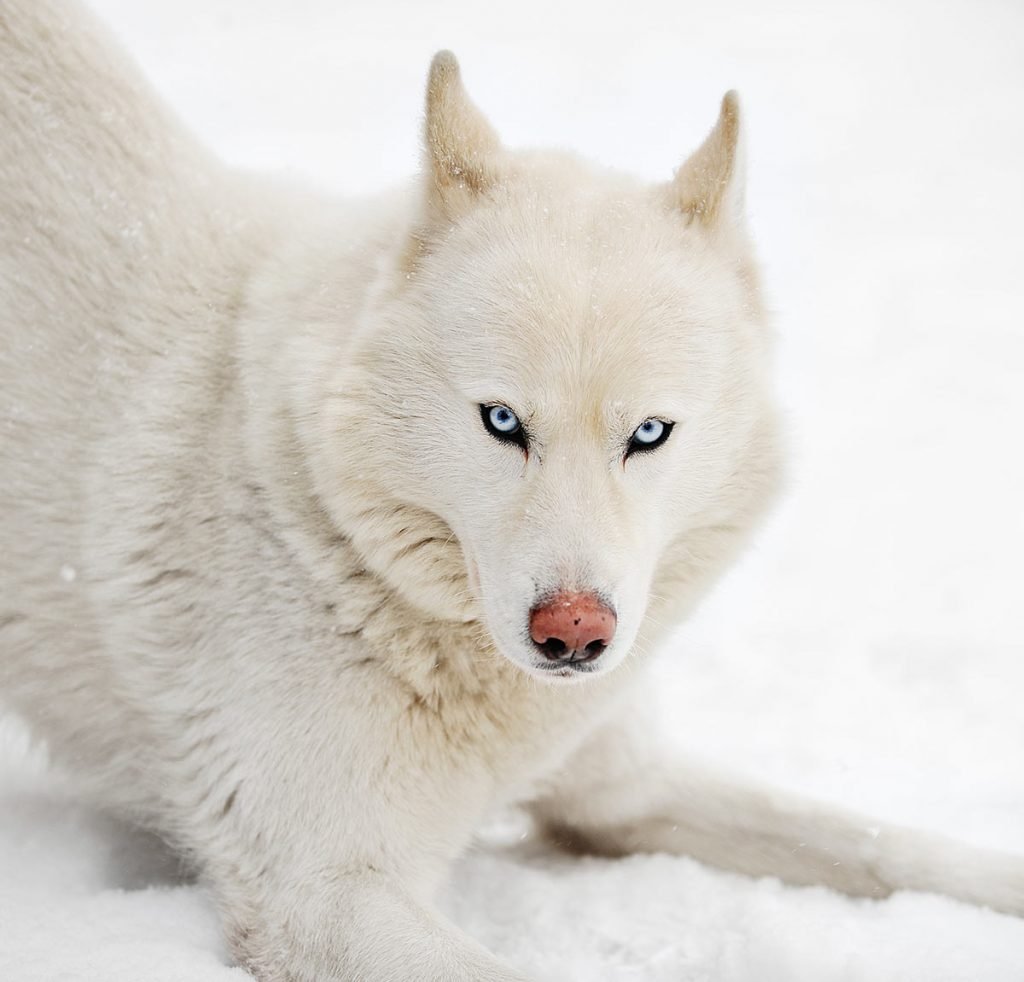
[423,51,503,220]
[670,91,744,229]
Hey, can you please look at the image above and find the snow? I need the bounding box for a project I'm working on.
[3,0,1024,978]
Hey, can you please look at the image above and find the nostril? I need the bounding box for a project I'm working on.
[533,635,607,664]
[538,637,569,661]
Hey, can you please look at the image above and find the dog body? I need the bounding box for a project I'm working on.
[1,3,1021,980]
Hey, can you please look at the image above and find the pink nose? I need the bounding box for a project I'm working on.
[529,592,617,663]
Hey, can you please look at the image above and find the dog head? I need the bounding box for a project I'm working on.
[315,53,779,681]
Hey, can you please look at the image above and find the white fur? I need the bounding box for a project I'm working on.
[0,4,1020,980]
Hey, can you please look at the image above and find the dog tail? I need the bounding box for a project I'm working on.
[536,754,1023,916]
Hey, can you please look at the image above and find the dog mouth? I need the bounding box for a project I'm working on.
[521,657,604,682]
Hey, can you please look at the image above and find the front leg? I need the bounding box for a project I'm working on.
[215,864,527,982]
[171,681,530,982]
[527,696,1024,916]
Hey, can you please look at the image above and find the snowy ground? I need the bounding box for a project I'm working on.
[2,0,1024,979]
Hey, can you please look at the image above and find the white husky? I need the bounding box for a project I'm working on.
[1,2,1020,979]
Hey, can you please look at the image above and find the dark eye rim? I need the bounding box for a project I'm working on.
[480,403,528,451]
[625,419,674,458]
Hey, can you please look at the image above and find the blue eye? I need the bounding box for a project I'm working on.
[488,405,519,433]
[627,418,673,456]
[481,404,527,450]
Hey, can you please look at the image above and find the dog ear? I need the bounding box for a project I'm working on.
[423,51,503,220]
[669,91,744,229]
